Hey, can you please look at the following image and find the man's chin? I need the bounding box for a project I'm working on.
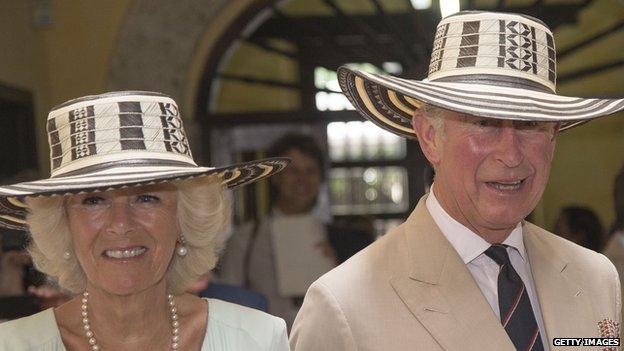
[482,216,527,231]
[479,208,530,229]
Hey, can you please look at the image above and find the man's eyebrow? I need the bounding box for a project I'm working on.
[457,113,477,121]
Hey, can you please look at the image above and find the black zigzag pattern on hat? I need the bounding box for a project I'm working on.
[498,19,554,82]
[69,106,96,161]
[504,21,535,72]
[370,82,411,128]
[158,102,191,157]
[429,23,450,75]
[48,118,63,169]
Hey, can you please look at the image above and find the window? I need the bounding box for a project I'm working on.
[316,64,412,233]
[200,2,434,228]
[330,166,408,215]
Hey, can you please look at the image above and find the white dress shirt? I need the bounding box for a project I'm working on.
[426,186,549,350]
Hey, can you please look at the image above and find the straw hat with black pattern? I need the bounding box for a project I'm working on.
[338,11,624,139]
[0,91,289,230]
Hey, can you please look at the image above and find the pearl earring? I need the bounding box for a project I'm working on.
[176,235,188,257]
[63,251,71,260]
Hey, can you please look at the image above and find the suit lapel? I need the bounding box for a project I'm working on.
[524,224,595,340]
[390,198,516,351]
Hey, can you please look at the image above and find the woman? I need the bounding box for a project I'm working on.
[218,132,333,328]
[0,91,290,350]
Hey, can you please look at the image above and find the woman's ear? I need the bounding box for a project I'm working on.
[411,110,442,166]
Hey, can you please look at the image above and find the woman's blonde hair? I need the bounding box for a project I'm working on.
[25,175,230,294]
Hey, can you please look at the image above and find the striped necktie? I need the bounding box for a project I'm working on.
[485,245,544,351]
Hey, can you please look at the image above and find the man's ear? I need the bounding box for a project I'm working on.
[411,110,442,166]
[552,122,562,140]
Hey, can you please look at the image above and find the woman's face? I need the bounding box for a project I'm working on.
[65,184,179,295]
[272,148,322,214]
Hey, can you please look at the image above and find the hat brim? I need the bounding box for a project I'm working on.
[0,157,289,230]
[338,67,624,139]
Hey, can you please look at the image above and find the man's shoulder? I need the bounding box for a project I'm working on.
[525,222,620,323]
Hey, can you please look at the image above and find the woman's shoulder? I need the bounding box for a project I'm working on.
[205,298,288,350]
[0,308,64,350]
[207,298,286,334]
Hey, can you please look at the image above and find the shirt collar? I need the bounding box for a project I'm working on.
[426,183,527,264]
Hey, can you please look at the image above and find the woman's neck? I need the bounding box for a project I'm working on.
[81,283,173,350]
[273,200,312,216]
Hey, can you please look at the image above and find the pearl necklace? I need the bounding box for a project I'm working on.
[80,291,181,350]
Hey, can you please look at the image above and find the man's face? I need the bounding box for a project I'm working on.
[416,110,558,238]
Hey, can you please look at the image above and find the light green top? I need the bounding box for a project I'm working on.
[0,298,289,351]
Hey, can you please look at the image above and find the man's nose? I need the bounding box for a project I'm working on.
[494,126,524,168]
[106,200,136,235]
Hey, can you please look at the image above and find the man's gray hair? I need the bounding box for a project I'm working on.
[418,103,446,133]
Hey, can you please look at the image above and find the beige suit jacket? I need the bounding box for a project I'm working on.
[290,197,621,351]
[603,232,624,321]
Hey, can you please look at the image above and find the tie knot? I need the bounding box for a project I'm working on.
[485,245,511,266]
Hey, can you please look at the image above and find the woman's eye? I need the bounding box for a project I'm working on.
[82,196,104,205]
[136,194,160,203]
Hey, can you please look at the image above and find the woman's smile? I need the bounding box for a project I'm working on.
[102,246,148,260]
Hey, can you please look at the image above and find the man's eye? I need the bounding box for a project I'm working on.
[520,121,539,128]
[82,196,104,205]
[515,120,550,130]
[474,119,493,127]
[136,194,160,203]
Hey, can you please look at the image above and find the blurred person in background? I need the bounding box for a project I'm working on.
[0,227,74,319]
[187,271,269,312]
[0,91,290,350]
[554,206,604,251]
[218,132,333,329]
[326,217,375,265]
[603,165,624,319]
[0,171,43,298]
[0,235,30,297]
[0,170,59,321]
[605,166,624,241]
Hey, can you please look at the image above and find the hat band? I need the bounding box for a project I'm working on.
[51,158,200,179]
[51,151,197,178]
[428,74,554,93]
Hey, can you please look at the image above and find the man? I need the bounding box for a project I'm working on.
[291,11,623,351]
